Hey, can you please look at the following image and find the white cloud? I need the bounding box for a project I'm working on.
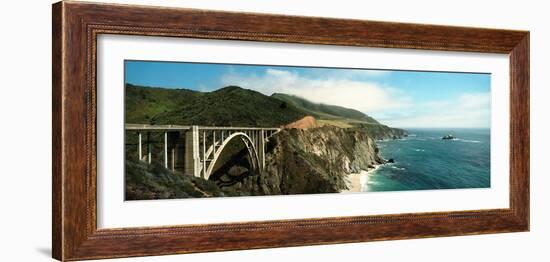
[317,68,390,79]
[221,69,411,113]
[220,68,490,128]
[378,92,491,128]
[458,93,491,109]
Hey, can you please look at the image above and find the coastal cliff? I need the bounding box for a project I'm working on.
[358,123,408,140]
[211,126,391,195]
[125,125,401,199]
[124,85,408,199]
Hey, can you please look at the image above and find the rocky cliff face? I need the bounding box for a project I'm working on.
[126,125,406,199]
[216,126,387,195]
[124,159,245,200]
[356,123,408,140]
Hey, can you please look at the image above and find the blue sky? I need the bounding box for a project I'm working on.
[125,60,491,128]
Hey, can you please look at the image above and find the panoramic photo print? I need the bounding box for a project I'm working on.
[124,60,491,200]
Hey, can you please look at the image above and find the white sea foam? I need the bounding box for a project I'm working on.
[359,171,368,191]
[454,138,482,143]
[366,181,379,186]
[358,165,382,192]
[390,166,406,171]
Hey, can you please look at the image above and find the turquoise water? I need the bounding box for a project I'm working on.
[365,128,490,192]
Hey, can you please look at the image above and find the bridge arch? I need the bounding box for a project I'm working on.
[204,132,261,180]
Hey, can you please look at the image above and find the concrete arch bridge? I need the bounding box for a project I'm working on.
[125,124,280,180]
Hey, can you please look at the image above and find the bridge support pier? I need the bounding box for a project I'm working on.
[184,126,200,177]
[138,132,142,161]
[171,141,175,171]
[147,132,151,164]
[164,132,168,168]
[258,130,265,170]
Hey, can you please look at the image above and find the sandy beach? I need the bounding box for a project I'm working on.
[343,171,366,192]
[343,165,380,193]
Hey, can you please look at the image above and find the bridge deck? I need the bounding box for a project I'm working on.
[125,124,280,131]
[125,124,191,131]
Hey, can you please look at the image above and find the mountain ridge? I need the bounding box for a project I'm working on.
[271,93,380,124]
[125,84,406,139]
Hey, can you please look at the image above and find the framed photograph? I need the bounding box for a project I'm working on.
[52,1,529,261]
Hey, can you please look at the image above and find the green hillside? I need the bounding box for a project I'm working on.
[125,84,306,127]
[271,93,380,124]
[125,84,201,124]
[124,84,407,140]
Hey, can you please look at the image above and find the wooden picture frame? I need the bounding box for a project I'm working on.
[52,1,529,261]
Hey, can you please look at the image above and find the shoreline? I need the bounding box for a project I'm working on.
[343,134,401,193]
[343,164,381,193]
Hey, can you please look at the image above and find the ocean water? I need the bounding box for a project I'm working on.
[364,128,490,192]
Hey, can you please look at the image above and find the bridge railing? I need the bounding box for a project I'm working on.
[126,124,280,131]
